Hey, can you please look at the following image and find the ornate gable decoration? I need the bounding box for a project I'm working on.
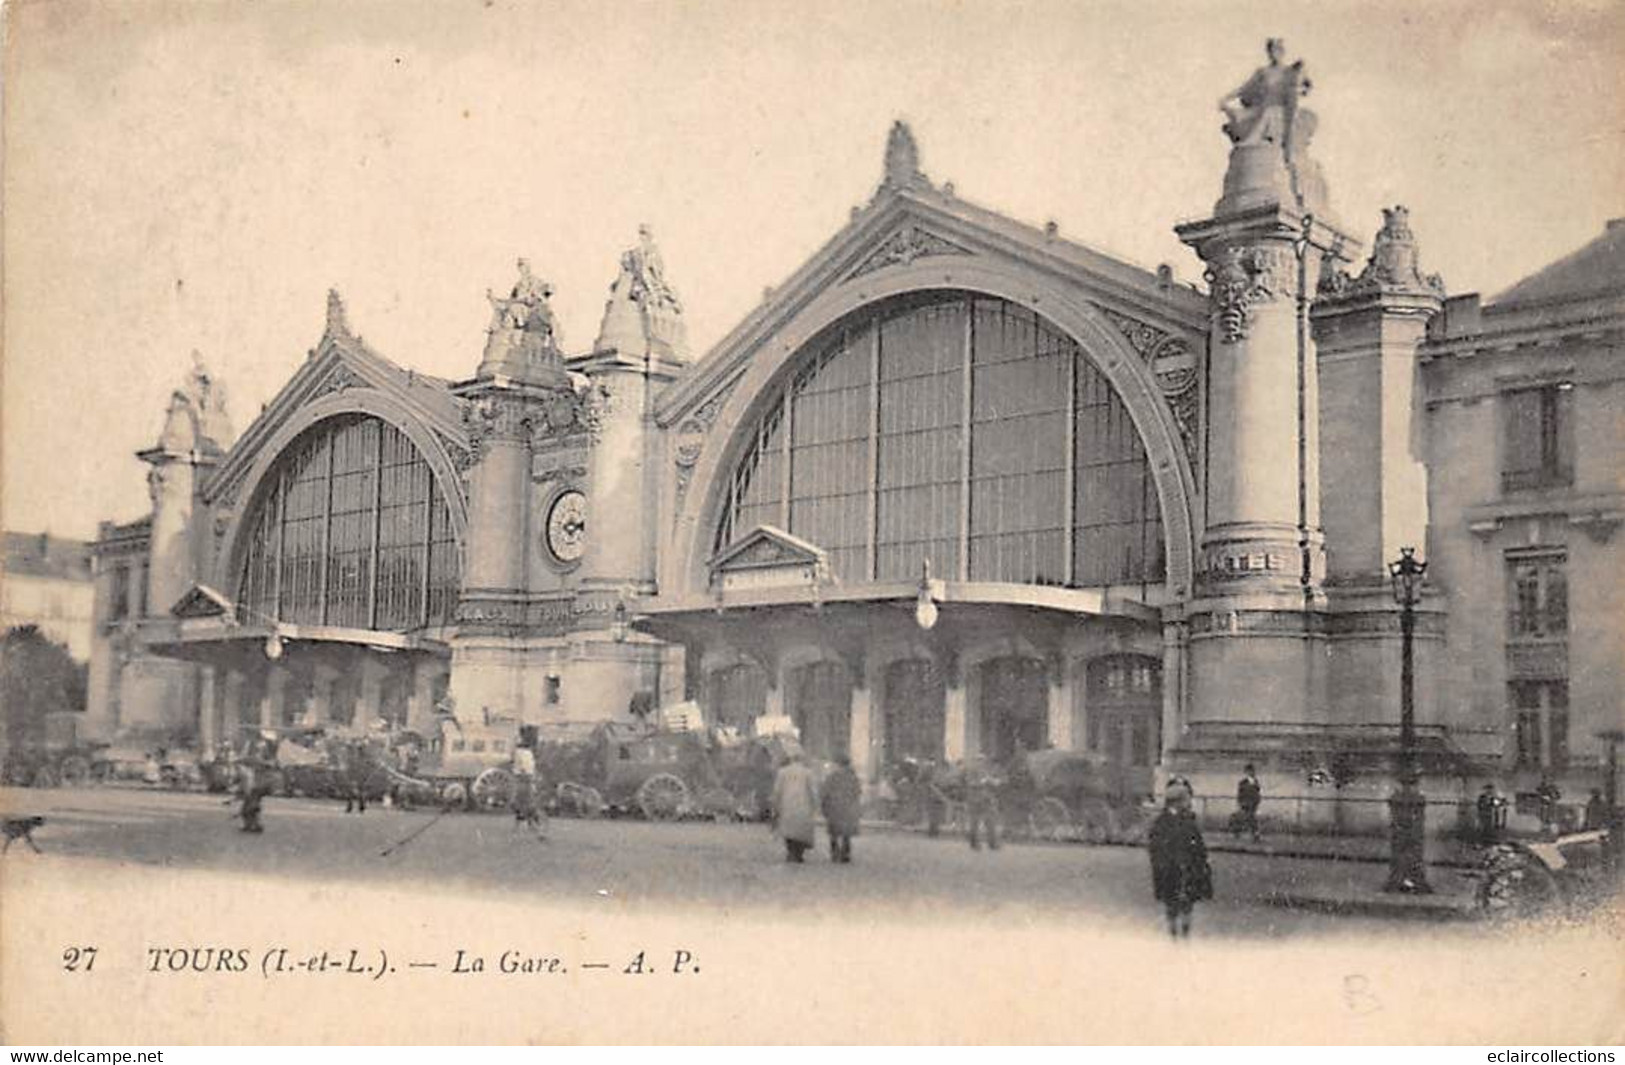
[672,371,744,520]
[847,225,972,281]
[710,525,830,592]
[170,583,234,620]
[1098,306,1201,468]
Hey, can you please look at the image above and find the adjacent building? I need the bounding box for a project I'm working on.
[2,531,95,661]
[81,43,1623,831]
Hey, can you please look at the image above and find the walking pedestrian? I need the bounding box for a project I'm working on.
[512,744,547,840]
[235,759,270,834]
[964,757,1001,851]
[1583,788,1608,831]
[770,752,819,863]
[342,741,369,814]
[1536,777,1563,837]
[1148,778,1212,939]
[821,755,861,863]
[1477,782,1505,844]
[1233,763,1262,842]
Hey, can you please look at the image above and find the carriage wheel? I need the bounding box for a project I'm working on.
[1076,799,1113,844]
[440,781,469,809]
[638,773,688,821]
[699,786,737,823]
[472,768,515,811]
[554,782,600,818]
[1029,797,1072,842]
[58,756,92,788]
[32,764,60,789]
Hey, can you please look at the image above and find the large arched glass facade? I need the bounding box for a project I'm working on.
[715,291,1166,587]
[236,415,460,631]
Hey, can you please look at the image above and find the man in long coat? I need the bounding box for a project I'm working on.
[1148,779,1212,938]
[770,753,820,863]
[821,756,862,864]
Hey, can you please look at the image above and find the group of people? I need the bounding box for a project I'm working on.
[768,752,861,863]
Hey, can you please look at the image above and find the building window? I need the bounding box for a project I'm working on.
[109,565,130,621]
[1084,655,1161,767]
[1506,552,1568,770]
[1511,680,1569,769]
[1501,384,1573,492]
[1508,554,1567,639]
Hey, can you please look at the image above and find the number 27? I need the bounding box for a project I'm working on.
[63,947,98,972]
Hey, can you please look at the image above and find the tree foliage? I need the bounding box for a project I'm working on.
[1,624,88,747]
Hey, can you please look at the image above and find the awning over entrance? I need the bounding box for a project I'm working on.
[636,577,1158,655]
[141,616,449,663]
[633,578,1165,792]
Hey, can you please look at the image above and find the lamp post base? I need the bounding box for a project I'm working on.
[1385,784,1433,895]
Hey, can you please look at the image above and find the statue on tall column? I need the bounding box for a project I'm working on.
[1215,39,1326,215]
[1220,39,1311,150]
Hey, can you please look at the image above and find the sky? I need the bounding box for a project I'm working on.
[4,0,1622,539]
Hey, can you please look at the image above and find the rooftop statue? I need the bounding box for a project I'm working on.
[1214,39,1327,216]
[1220,38,1311,151]
[623,224,682,314]
[479,258,567,382]
[487,258,561,347]
[594,225,688,361]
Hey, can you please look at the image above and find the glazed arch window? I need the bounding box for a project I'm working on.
[235,414,460,631]
[715,291,1165,588]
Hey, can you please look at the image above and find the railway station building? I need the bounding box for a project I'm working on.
[84,43,1624,832]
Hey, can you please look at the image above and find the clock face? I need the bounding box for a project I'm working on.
[545,490,587,564]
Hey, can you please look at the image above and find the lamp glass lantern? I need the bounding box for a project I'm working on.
[1388,546,1426,607]
[914,559,938,631]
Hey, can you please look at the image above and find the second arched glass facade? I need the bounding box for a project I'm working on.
[715,291,1166,587]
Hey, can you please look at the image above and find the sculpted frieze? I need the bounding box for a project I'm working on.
[847,226,971,280]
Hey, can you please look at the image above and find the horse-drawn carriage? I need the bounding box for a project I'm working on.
[530,713,799,822]
[880,747,1148,843]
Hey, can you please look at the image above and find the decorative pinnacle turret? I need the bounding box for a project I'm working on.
[1317,205,1445,299]
[324,289,350,340]
[880,120,929,192]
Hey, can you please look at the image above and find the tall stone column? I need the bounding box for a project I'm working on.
[198,666,218,755]
[261,666,287,729]
[849,678,875,782]
[1046,656,1073,750]
[943,683,967,763]
[223,669,245,740]
[357,655,386,728]
[1170,40,1358,789]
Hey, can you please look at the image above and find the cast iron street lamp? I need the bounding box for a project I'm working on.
[1385,546,1432,894]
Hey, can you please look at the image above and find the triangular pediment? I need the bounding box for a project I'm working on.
[710,525,828,576]
[203,331,467,507]
[170,583,235,619]
[658,183,1207,429]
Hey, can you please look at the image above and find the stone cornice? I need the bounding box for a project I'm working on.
[1419,314,1624,362]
